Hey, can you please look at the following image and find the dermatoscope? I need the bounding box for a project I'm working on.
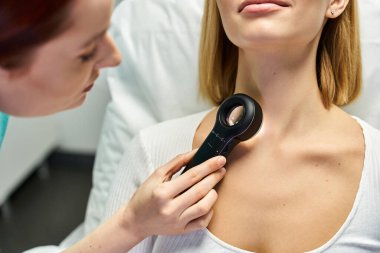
[181,93,263,175]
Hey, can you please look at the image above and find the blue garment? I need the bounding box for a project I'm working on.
[0,111,9,148]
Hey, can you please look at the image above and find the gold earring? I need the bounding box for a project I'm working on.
[331,9,336,15]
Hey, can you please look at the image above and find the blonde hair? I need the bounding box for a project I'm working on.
[199,0,362,108]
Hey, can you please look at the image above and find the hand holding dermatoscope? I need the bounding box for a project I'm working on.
[181,93,263,175]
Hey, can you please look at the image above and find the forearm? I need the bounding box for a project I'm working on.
[63,207,144,253]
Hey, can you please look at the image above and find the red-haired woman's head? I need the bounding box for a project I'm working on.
[0,0,121,116]
[0,0,73,68]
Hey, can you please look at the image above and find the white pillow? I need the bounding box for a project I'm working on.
[343,1,380,129]
[82,0,209,236]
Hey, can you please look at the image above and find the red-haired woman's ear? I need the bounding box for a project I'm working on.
[0,64,10,80]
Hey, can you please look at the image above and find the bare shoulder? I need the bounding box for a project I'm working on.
[329,106,364,151]
[321,107,366,170]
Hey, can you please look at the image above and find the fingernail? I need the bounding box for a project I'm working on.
[221,167,226,174]
[217,156,226,166]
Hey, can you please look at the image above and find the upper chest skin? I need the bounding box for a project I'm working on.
[194,109,365,253]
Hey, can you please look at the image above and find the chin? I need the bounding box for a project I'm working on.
[66,95,87,110]
[1,104,50,117]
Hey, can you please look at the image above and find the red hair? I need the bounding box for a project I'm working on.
[0,0,74,69]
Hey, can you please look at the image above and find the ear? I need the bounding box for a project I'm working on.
[326,0,350,18]
[0,65,11,81]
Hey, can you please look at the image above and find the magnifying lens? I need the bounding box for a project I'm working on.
[180,93,263,175]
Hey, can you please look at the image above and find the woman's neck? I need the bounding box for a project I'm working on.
[234,44,331,140]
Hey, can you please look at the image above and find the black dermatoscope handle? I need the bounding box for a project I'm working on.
[180,93,263,175]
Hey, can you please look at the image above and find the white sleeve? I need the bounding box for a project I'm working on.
[103,133,154,218]
[22,246,66,253]
[103,133,156,253]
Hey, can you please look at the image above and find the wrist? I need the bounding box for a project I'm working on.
[64,207,147,253]
[118,204,147,243]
